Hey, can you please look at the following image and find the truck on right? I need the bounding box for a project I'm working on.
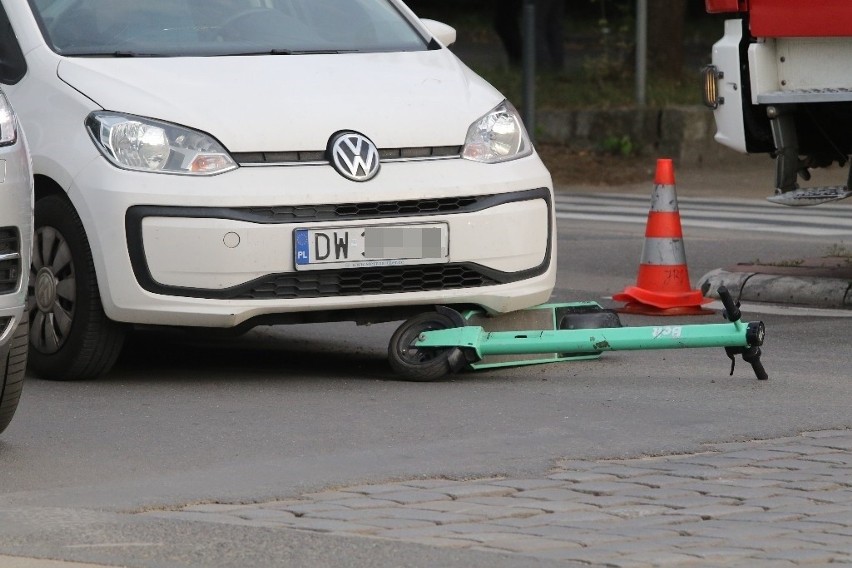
[703,0,852,206]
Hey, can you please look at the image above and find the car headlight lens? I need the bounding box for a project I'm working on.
[86,112,237,175]
[0,91,18,147]
[462,101,532,164]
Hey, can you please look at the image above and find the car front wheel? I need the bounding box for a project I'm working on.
[28,195,125,380]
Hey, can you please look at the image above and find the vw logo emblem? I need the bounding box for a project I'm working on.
[329,132,380,182]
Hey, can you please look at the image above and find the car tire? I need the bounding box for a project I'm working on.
[0,311,28,435]
[28,195,125,380]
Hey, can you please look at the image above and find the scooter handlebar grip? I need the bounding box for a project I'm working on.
[743,346,768,381]
[718,286,741,322]
[750,358,769,381]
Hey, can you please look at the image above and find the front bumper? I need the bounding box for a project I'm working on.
[0,137,32,345]
[73,154,556,328]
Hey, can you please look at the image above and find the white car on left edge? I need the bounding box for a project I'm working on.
[0,89,32,434]
[0,0,555,381]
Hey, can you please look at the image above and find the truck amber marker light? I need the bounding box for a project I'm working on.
[701,65,722,109]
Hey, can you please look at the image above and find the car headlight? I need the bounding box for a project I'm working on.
[461,101,532,164]
[0,91,18,147]
[86,112,237,175]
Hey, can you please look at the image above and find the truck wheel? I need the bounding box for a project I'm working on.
[0,311,28,434]
[28,195,125,380]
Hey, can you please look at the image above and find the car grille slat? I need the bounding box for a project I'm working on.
[242,196,481,222]
[235,264,498,300]
[0,228,20,295]
[232,146,461,165]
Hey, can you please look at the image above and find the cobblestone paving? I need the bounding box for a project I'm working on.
[143,430,852,566]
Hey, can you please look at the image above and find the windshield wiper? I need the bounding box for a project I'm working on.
[65,51,160,58]
[227,49,358,56]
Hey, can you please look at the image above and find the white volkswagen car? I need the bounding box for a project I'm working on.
[1,0,555,380]
[0,89,31,433]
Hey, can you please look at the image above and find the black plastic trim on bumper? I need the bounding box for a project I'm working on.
[125,188,553,300]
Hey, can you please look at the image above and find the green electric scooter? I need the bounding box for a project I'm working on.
[388,286,767,382]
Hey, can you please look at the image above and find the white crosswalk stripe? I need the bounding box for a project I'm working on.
[555,193,852,236]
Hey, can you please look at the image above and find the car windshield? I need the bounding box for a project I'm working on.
[29,0,429,56]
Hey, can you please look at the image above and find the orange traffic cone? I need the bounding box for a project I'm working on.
[613,158,711,315]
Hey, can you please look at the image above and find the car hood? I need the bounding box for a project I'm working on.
[57,50,503,152]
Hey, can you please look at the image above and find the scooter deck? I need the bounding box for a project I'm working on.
[461,303,606,370]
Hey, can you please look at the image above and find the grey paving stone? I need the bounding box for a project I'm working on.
[463,533,577,553]
[662,504,764,520]
[799,452,852,464]
[717,510,805,523]
[697,485,786,501]
[523,547,627,565]
[780,480,843,491]
[801,436,852,451]
[600,504,673,519]
[671,545,761,561]
[316,496,408,510]
[802,510,852,526]
[391,536,477,549]
[465,495,589,513]
[513,487,589,501]
[489,478,567,490]
[677,519,797,540]
[493,510,618,528]
[574,494,651,508]
[605,550,706,567]
[709,477,786,488]
[789,531,852,547]
[584,464,656,479]
[337,483,417,495]
[363,490,454,505]
[234,508,298,522]
[511,524,616,542]
[274,502,352,516]
[284,517,383,534]
[630,474,698,488]
[759,473,841,486]
[809,490,852,505]
[352,517,437,530]
[311,506,481,525]
[427,483,517,499]
[649,494,741,510]
[674,457,769,471]
[717,448,806,461]
[372,525,458,539]
[620,486,703,501]
[410,500,541,519]
[560,481,652,496]
[761,547,845,563]
[547,470,621,483]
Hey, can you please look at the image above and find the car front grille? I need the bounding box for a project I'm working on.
[234,264,499,300]
[0,228,20,294]
[232,146,461,165]
[241,196,481,222]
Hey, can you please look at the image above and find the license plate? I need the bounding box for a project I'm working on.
[294,223,448,270]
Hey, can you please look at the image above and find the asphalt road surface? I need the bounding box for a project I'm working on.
[1,184,850,567]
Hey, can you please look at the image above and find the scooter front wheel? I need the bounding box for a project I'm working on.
[388,310,467,381]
